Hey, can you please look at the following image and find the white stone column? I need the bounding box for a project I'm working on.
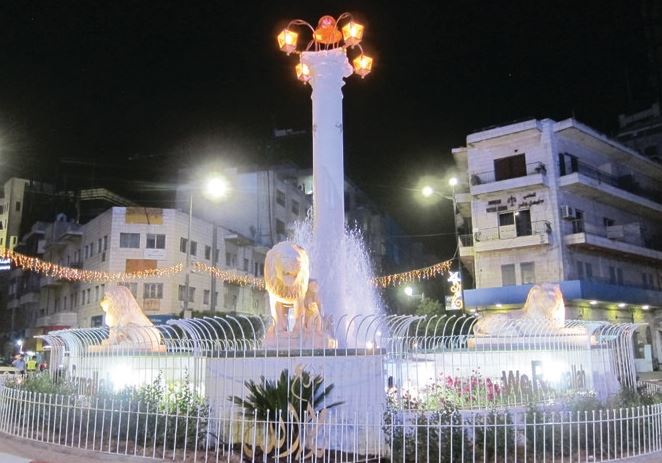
[301,48,353,318]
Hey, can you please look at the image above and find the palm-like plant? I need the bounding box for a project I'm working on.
[230,368,343,458]
[230,368,342,421]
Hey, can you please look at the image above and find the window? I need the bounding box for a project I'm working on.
[577,261,585,279]
[559,152,579,176]
[501,264,516,286]
[573,210,584,233]
[585,263,593,280]
[243,258,249,272]
[609,266,623,285]
[103,235,108,251]
[205,245,211,260]
[291,200,300,216]
[180,238,187,253]
[603,217,615,227]
[144,283,163,299]
[15,201,21,212]
[146,233,166,249]
[94,285,100,301]
[276,189,286,207]
[118,282,138,298]
[178,285,195,302]
[190,241,197,256]
[520,262,535,284]
[97,238,102,253]
[515,210,532,236]
[120,233,140,248]
[499,213,514,227]
[86,288,91,304]
[204,290,210,305]
[276,219,286,236]
[226,252,232,266]
[494,154,526,181]
[91,315,104,327]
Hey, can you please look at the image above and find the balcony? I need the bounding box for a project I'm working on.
[18,292,39,305]
[473,220,551,252]
[36,311,78,328]
[564,219,662,264]
[469,162,548,197]
[458,234,475,277]
[46,222,83,250]
[559,160,662,219]
[40,276,64,288]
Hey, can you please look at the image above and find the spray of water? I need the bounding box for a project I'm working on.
[290,218,383,346]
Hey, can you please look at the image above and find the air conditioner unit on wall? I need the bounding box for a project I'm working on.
[560,205,574,220]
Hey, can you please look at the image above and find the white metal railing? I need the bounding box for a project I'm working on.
[1,385,662,462]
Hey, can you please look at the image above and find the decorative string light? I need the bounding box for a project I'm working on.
[370,259,454,288]
[1,248,182,283]
[2,248,454,289]
[193,262,265,289]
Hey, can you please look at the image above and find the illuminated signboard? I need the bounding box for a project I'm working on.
[0,258,10,271]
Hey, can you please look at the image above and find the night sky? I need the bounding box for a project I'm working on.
[0,0,656,257]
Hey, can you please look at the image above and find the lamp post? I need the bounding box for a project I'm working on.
[420,177,465,312]
[277,14,373,315]
[183,175,229,318]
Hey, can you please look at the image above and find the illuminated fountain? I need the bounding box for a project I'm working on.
[277,14,379,343]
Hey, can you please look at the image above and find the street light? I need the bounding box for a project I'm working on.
[183,173,230,318]
[418,176,465,312]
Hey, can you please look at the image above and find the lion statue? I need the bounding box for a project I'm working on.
[473,283,566,336]
[264,241,310,334]
[95,285,163,351]
[263,241,334,347]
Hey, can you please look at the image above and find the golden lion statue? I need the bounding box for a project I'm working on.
[263,241,334,347]
[95,285,163,351]
[473,283,566,336]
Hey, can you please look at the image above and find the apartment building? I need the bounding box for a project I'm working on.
[29,207,268,331]
[453,118,662,369]
[176,165,311,248]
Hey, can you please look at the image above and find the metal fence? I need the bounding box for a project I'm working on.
[2,385,662,462]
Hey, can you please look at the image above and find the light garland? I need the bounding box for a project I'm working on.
[1,248,183,283]
[192,262,265,289]
[370,259,453,288]
[2,248,454,289]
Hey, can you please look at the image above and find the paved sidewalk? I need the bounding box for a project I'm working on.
[0,436,153,463]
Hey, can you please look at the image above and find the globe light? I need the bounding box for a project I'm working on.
[421,185,434,198]
[341,21,364,47]
[404,286,414,297]
[295,62,311,83]
[204,176,229,201]
[449,177,458,187]
[618,303,626,308]
[314,15,342,44]
[352,54,373,78]
[642,305,650,310]
[277,29,298,54]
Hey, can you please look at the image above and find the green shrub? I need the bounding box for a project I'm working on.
[229,368,342,459]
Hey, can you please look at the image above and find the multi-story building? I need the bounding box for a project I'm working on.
[0,178,137,352]
[617,102,662,163]
[177,165,311,248]
[453,118,662,370]
[33,207,269,330]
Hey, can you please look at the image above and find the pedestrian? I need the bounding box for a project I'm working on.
[26,356,38,373]
[12,355,26,375]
